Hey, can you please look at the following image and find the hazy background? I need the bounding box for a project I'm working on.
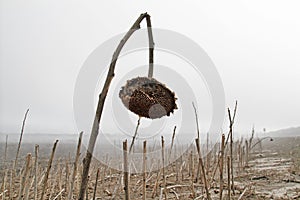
[1,0,300,137]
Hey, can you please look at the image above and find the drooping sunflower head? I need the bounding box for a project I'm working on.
[119,77,177,119]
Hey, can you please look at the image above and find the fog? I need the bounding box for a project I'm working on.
[1,1,300,138]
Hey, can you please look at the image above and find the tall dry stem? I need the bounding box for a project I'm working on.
[192,102,201,183]
[206,132,210,177]
[92,168,100,200]
[9,165,13,199]
[123,140,130,200]
[1,170,7,200]
[227,156,231,200]
[161,136,167,200]
[40,140,58,200]
[219,134,225,200]
[190,151,195,198]
[18,153,31,200]
[79,13,154,199]
[195,139,211,200]
[34,145,39,200]
[228,101,237,194]
[142,141,147,200]
[168,126,177,161]
[129,117,141,153]
[15,109,29,169]
[245,140,249,167]
[151,167,161,198]
[4,135,8,164]
[68,132,83,200]
[64,158,69,195]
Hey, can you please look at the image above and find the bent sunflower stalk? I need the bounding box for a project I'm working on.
[79,13,177,199]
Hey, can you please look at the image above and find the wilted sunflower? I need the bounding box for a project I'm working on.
[119,77,177,119]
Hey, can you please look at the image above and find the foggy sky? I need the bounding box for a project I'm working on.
[1,0,300,136]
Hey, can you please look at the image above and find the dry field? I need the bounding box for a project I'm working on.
[0,134,300,200]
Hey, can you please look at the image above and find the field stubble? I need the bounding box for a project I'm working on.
[0,135,300,199]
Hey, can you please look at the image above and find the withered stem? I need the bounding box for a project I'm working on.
[79,13,155,199]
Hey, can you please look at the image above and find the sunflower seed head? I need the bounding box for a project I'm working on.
[119,77,177,119]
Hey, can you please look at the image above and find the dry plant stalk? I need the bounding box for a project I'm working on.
[227,156,231,200]
[92,168,100,200]
[168,126,177,164]
[238,187,248,200]
[0,170,4,190]
[151,168,161,198]
[18,153,31,200]
[161,136,167,200]
[228,101,237,195]
[211,101,237,184]
[0,190,8,200]
[129,117,141,153]
[4,135,8,163]
[245,140,249,167]
[174,146,179,182]
[57,162,63,194]
[206,132,210,178]
[40,140,59,200]
[195,156,201,183]
[249,126,255,153]
[242,146,245,168]
[9,166,13,199]
[111,173,122,199]
[15,108,29,168]
[190,151,195,198]
[1,170,7,200]
[64,158,69,195]
[68,131,83,200]
[34,145,39,200]
[142,141,147,200]
[24,177,31,200]
[189,150,192,177]
[192,103,200,140]
[192,102,203,184]
[238,142,241,172]
[76,163,82,194]
[85,176,89,200]
[219,134,225,200]
[123,140,130,200]
[195,138,211,200]
[79,13,155,199]
[53,189,65,200]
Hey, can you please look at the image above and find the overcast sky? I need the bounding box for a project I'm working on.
[1,0,300,137]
